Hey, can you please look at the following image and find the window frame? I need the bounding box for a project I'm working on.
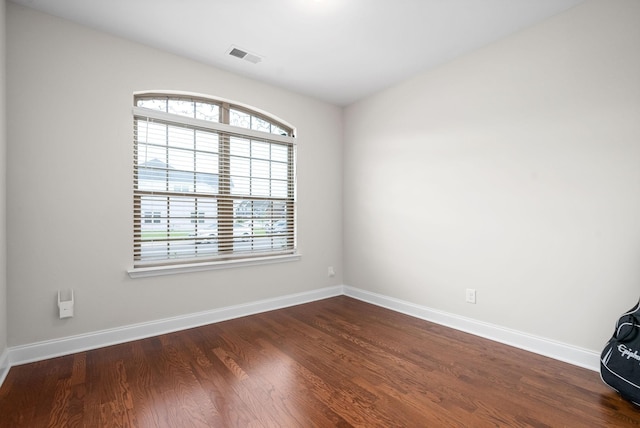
[128,93,299,277]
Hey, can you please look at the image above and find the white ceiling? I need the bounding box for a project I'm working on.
[12,0,584,106]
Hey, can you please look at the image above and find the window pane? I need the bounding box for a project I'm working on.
[230,157,250,179]
[271,144,288,162]
[195,102,219,122]
[167,197,195,230]
[252,159,270,179]
[236,200,269,219]
[169,174,193,193]
[252,178,270,197]
[167,126,193,150]
[139,196,167,236]
[231,176,250,195]
[168,147,194,172]
[195,172,218,193]
[230,137,250,157]
[272,180,288,198]
[251,141,270,160]
[196,199,217,221]
[136,121,167,146]
[137,98,167,111]
[139,241,170,261]
[271,125,287,136]
[230,109,250,129]
[271,162,287,181]
[137,142,166,164]
[252,116,271,133]
[137,157,168,192]
[196,130,218,153]
[168,99,195,118]
[196,152,217,174]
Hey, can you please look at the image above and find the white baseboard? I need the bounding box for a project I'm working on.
[0,349,9,386]
[7,285,344,368]
[343,286,600,371]
[1,283,600,391]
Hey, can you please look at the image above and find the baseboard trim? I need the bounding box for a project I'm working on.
[0,349,9,386]
[1,283,600,391]
[7,285,344,368]
[343,286,600,371]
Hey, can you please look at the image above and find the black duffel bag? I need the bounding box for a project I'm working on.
[600,300,640,406]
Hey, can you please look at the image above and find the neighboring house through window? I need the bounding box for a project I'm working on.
[132,93,296,269]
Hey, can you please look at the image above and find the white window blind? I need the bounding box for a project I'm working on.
[133,95,296,268]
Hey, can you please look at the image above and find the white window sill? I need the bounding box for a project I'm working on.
[127,253,301,278]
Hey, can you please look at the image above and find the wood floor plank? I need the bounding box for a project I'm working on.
[1,296,639,427]
[216,333,320,427]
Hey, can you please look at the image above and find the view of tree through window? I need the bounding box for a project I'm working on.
[133,94,296,268]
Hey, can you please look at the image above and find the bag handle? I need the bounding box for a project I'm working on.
[616,315,639,343]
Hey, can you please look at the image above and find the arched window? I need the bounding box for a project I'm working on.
[132,93,296,271]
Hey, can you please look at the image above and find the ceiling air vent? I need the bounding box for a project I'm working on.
[227,46,263,64]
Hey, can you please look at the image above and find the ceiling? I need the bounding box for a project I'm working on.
[12,0,584,106]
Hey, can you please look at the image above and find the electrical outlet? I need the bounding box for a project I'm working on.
[466,288,476,304]
[58,289,75,318]
[328,266,335,277]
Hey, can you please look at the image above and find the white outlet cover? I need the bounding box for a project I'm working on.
[466,289,476,304]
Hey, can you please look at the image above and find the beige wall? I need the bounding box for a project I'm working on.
[6,0,640,357]
[0,0,7,358]
[6,3,343,346]
[344,0,640,352]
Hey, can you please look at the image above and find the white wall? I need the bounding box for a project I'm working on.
[6,3,343,346]
[6,0,640,359]
[344,0,640,352]
[0,0,7,361]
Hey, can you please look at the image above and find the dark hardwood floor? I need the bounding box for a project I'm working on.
[1,296,638,427]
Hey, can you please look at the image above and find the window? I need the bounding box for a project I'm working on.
[132,93,296,269]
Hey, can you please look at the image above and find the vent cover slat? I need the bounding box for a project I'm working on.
[229,47,247,59]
